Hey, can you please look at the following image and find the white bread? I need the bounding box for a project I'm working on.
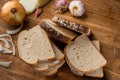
[39,19,78,43]
[85,68,103,78]
[65,40,104,77]
[92,40,100,51]
[39,60,65,76]
[51,42,64,62]
[65,34,107,76]
[17,25,55,65]
[85,40,103,78]
[35,42,64,72]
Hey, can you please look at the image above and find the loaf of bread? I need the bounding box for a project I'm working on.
[52,16,91,36]
[65,34,107,76]
[39,19,78,43]
[17,25,56,65]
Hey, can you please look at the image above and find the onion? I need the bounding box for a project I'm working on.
[0,1,26,32]
[0,61,12,67]
[0,34,16,55]
[0,38,11,48]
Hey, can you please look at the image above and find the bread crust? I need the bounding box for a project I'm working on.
[37,60,65,76]
[39,19,78,44]
[65,53,84,76]
[85,68,103,78]
[52,16,91,36]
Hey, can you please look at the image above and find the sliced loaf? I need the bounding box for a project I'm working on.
[40,60,65,76]
[35,42,64,72]
[39,19,78,43]
[85,68,103,78]
[17,25,56,65]
[85,40,103,78]
[65,34,107,76]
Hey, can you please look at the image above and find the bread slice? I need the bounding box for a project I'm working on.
[35,42,64,71]
[35,42,65,76]
[51,42,64,62]
[65,34,107,76]
[17,25,55,65]
[85,40,103,78]
[52,16,91,36]
[39,60,65,76]
[39,19,78,43]
[85,68,103,78]
[92,40,100,51]
[65,56,84,76]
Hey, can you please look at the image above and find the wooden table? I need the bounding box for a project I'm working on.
[0,0,120,80]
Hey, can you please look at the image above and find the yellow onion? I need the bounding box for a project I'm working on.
[1,1,26,30]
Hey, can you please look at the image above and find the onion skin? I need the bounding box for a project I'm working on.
[0,1,26,29]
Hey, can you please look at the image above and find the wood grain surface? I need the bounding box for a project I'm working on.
[0,0,120,80]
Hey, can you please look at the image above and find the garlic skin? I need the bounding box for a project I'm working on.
[55,0,70,13]
[69,0,85,17]
[55,0,69,9]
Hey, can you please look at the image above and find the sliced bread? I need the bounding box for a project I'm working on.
[35,42,65,76]
[35,42,64,72]
[65,34,107,76]
[40,60,65,76]
[92,40,100,51]
[85,68,103,78]
[17,25,56,65]
[39,19,78,43]
[65,40,103,77]
[85,40,103,78]
[52,16,91,36]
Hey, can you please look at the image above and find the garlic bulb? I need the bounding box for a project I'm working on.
[69,0,85,17]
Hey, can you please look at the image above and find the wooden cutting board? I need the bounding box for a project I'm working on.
[0,0,120,80]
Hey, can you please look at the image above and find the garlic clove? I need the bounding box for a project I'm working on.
[69,0,85,17]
